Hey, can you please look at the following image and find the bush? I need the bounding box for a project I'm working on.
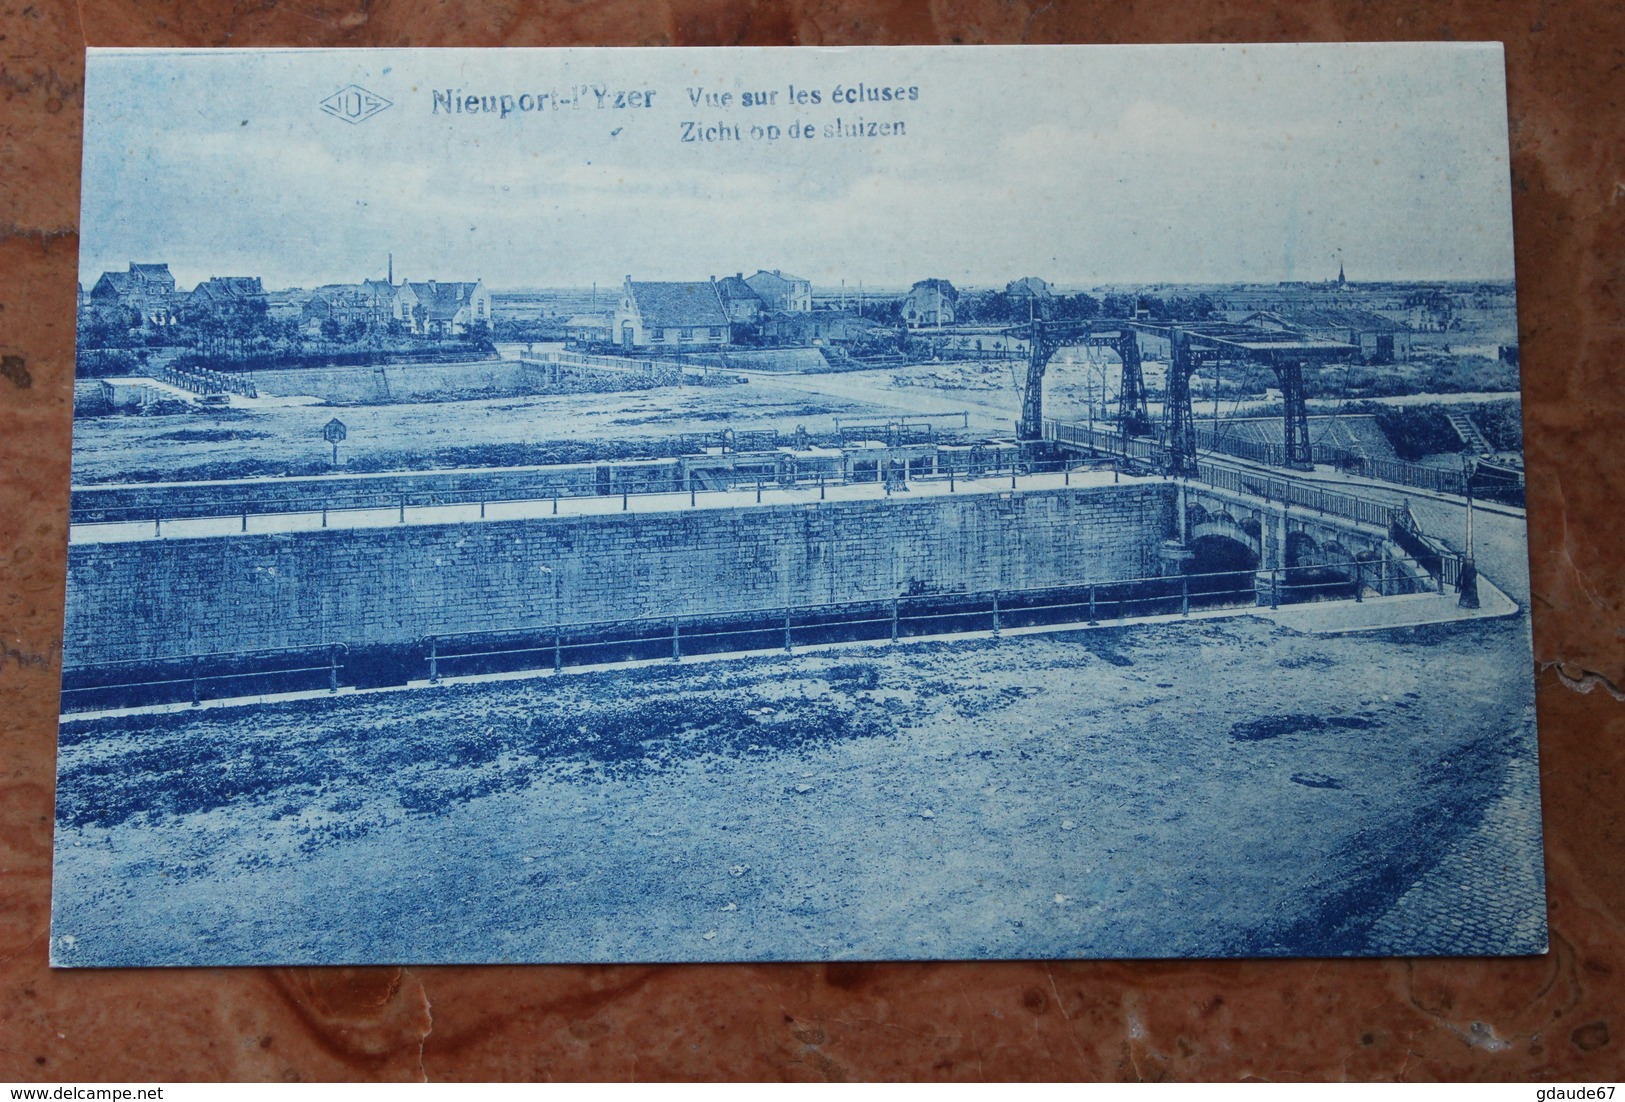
[1468,400,1524,452]
[1372,406,1460,461]
[75,348,147,378]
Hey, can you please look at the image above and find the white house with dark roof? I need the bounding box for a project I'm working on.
[744,269,812,313]
[395,279,492,337]
[613,278,731,350]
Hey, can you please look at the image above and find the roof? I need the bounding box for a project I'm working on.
[716,276,762,303]
[1204,414,1402,463]
[909,278,958,297]
[359,279,399,301]
[93,271,136,295]
[95,263,171,295]
[746,270,807,292]
[1247,308,1404,333]
[1005,276,1053,297]
[627,281,729,328]
[406,280,483,322]
[191,277,264,302]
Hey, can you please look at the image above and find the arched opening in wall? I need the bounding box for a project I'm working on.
[1184,534,1259,605]
[1043,345,1123,426]
[1285,531,1356,603]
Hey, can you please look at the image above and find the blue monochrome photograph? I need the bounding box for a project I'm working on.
[53,44,1545,965]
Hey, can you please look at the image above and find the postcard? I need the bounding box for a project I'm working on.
[54,43,1543,965]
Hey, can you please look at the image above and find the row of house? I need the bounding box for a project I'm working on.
[299,276,492,337]
[83,264,269,329]
[593,272,1061,351]
[82,262,494,338]
[899,276,1053,328]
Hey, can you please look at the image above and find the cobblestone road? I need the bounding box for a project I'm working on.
[1365,721,1548,955]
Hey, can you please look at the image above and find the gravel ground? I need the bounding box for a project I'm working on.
[68,375,930,484]
[51,611,1544,966]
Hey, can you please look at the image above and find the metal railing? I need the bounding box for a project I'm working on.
[1191,460,1407,531]
[421,555,1447,682]
[1060,416,1519,499]
[1043,419,1163,464]
[62,553,1454,712]
[70,456,1127,534]
[1044,418,1411,532]
[61,643,347,713]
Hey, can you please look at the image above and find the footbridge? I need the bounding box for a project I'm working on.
[1047,417,1462,605]
[948,316,1357,477]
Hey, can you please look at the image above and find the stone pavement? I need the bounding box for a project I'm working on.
[1365,740,1548,955]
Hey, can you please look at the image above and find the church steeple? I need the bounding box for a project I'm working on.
[1336,259,1346,289]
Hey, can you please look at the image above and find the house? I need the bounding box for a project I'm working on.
[301,284,378,334]
[744,269,812,313]
[715,274,766,324]
[1403,289,1456,332]
[613,278,731,350]
[184,277,267,327]
[265,288,310,322]
[88,262,178,327]
[1243,308,1413,363]
[901,278,959,328]
[761,310,884,347]
[1001,276,1053,310]
[563,314,613,344]
[395,279,493,336]
[358,279,402,326]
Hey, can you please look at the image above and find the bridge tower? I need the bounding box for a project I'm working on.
[1163,328,1199,477]
[1277,360,1313,469]
[1116,329,1152,437]
[1017,319,1050,440]
[1019,319,1154,443]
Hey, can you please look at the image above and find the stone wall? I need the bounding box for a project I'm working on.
[64,482,1174,665]
[247,360,527,402]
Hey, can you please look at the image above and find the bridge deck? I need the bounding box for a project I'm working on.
[68,467,1158,545]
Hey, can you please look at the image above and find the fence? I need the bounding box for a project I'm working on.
[61,553,1454,712]
[1192,460,1408,532]
[1191,422,1520,498]
[70,455,1122,531]
[418,554,1445,681]
[1042,419,1164,464]
[61,643,346,713]
[1062,417,1519,500]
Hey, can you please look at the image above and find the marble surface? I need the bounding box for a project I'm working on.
[1,0,1622,1081]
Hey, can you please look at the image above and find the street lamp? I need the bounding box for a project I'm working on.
[1457,455,1480,609]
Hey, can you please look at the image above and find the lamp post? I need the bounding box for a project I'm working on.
[1457,456,1480,609]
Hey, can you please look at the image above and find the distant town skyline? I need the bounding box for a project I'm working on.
[80,45,1517,291]
[81,262,1514,299]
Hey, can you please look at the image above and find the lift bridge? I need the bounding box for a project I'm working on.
[942,318,1357,477]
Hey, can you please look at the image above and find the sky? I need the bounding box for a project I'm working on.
[78,44,1518,292]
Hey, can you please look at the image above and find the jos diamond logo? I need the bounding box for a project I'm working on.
[320,84,392,124]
